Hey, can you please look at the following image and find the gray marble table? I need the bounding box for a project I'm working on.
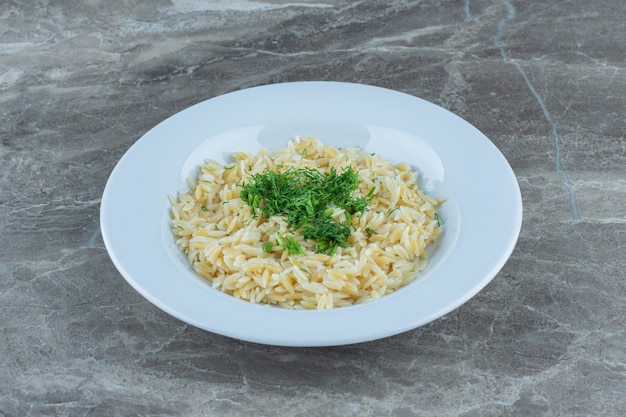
[1,1,624,416]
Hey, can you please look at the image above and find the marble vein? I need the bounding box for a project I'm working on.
[463,0,472,22]
[170,0,334,13]
[493,1,581,224]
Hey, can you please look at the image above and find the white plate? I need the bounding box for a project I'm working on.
[101,82,522,347]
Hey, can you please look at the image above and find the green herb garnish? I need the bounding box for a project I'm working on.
[386,207,399,218]
[239,165,374,254]
[262,241,273,253]
[275,232,304,255]
[434,213,443,227]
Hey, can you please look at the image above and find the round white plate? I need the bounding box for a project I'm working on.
[101,81,522,347]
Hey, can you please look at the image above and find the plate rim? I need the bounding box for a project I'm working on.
[100,81,523,346]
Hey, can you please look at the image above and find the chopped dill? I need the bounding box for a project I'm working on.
[275,232,304,255]
[386,207,399,218]
[262,241,273,253]
[239,165,375,254]
[434,212,443,227]
[200,204,208,211]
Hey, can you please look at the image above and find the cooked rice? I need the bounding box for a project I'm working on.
[170,137,443,309]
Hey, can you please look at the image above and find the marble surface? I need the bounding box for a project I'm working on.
[1,0,625,415]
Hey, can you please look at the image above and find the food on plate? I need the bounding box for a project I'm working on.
[170,137,443,309]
